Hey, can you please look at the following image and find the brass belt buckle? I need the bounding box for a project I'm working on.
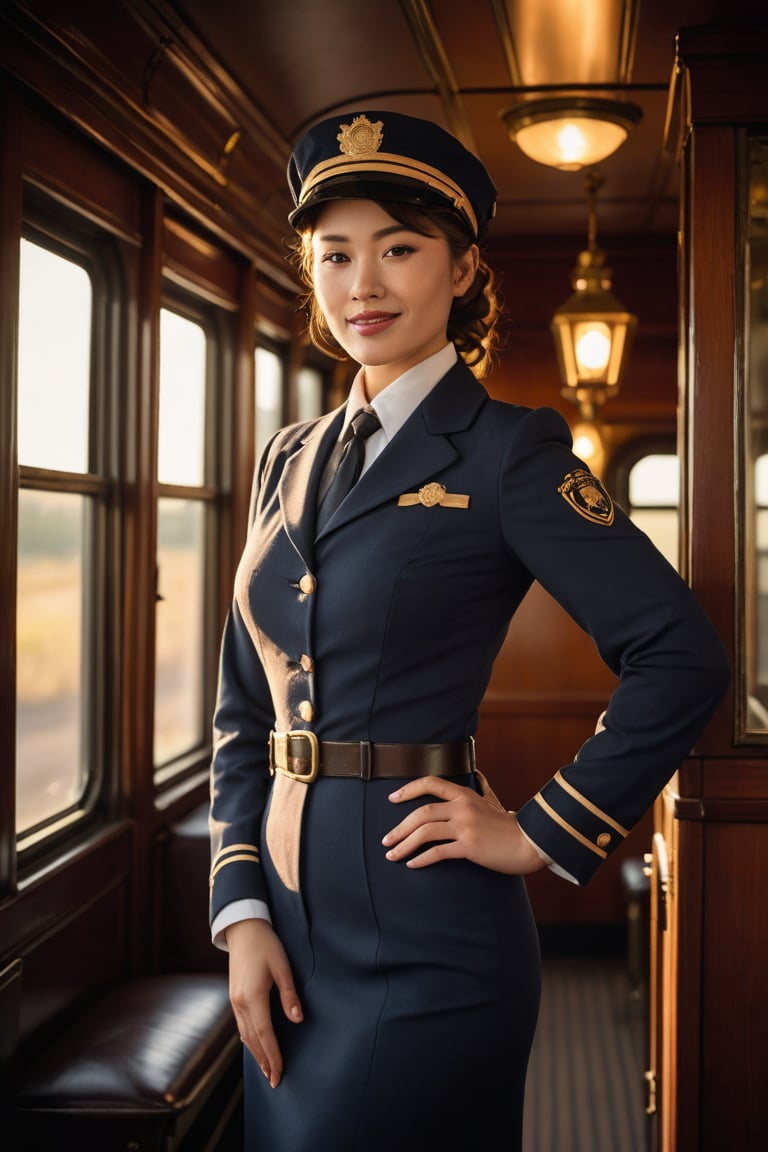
[269,729,320,783]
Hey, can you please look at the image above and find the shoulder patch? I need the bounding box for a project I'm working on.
[558,469,614,526]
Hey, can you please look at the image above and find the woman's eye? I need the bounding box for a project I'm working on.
[385,244,414,258]
[322,251,349,264]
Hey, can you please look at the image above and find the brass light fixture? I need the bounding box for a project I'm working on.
[551,172,637,421]
[499,96,642,172]
[493,0,642,171]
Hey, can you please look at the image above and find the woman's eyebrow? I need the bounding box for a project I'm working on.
[316,224,419,243]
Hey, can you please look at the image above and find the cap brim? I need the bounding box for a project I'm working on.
[288,175,474,234]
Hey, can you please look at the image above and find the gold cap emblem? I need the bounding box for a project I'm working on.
[337,114,384,158]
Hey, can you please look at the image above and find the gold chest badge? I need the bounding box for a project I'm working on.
[558,469,614,526]
[398,482,470,509]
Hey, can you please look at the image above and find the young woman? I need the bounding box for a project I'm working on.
[209,110,729,1151]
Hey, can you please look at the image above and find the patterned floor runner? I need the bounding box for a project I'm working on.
[523,956,648,1152]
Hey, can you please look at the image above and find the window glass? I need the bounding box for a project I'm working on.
[158,309,206,486]
[753,456,768,708]
[628,454,680,507]
[15,237,98,841]
[154,307,211,773]
[16,489,86,832]
[742,138,768,733]
[255,345,284,462]
[18,239,91,472]
[297,365,323,422]
[627,453,679,570]
[154,497,205,765]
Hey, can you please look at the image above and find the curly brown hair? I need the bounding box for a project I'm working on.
[288,200,503,379]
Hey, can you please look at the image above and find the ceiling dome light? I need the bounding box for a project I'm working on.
[500,97,642,171]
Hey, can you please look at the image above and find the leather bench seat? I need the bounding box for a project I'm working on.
[15,973,241,1151]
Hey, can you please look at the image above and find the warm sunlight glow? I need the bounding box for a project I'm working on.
[18,240,91,472]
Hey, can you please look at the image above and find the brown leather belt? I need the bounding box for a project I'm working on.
[269,730,475,783]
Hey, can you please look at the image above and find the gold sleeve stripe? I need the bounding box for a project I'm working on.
[554,770,629,837]
[209,851,260,882]
[532,794,608,860]
[212,842,260,864]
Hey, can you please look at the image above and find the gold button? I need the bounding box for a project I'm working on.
[299,573,316,595]
[597,832,611,849]
[300,654,314,673]
[298,700,314,722]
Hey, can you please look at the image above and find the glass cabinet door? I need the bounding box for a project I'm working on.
[743,136,768,736]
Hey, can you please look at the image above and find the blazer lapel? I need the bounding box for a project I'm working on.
[279,406,345,562]
[316,361,488,537]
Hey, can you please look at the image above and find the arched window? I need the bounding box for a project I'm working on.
[626,452,680,570]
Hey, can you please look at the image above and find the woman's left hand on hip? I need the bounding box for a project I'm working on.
[382,775,547,875]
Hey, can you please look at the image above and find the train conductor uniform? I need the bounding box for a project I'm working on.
[209,110,729,1152]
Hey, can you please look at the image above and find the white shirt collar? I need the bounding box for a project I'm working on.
[343,343,457,444]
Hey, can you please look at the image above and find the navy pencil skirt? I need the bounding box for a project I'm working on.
[244,773,541,1152]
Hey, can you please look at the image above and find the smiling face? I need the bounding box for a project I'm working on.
[310,199,478,396]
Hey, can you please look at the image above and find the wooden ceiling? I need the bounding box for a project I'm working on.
[167,0,744,243]
[3,0,766,265]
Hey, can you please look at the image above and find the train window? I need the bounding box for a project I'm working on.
[255,344,285,462]
[158,311,207,486]
[627,453,680,570]
[154,307,216,777]
[297,364,323,422]
[15,233,112,841]
[16,490,87,832]
[18,243,91,471]
[754,455,768,693]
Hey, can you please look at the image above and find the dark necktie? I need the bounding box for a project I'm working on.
[316,406,381,532]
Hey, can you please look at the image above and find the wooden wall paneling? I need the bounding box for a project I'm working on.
[0,76,22,900]
[152,804,227,975]
[683,123,738,755]
[163,215,242,310]
[254,273,299,345]
[224,262,258,603]
[121,184,164,970]
[656,25,768,1148]
[0,823,134,1056]
[22,102,143,244]
[0,1,292,281]
[701,817,768,1151]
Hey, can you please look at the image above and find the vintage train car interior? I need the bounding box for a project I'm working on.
[1,1,767,1149]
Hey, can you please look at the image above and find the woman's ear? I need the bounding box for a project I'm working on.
[453,244,480,296]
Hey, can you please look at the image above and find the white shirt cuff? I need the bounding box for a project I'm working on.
[211,899,272,951]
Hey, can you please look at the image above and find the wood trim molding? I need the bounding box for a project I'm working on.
[480,691,611,718]
[0,2,298,286]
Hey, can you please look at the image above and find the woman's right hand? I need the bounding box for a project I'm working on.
[226,917,303,1088]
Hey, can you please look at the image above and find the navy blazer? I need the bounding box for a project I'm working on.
[209,359,729,920]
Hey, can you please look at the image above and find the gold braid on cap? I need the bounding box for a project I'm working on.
[297,114,478,237]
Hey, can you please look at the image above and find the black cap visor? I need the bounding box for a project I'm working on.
[288,174,477,237]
